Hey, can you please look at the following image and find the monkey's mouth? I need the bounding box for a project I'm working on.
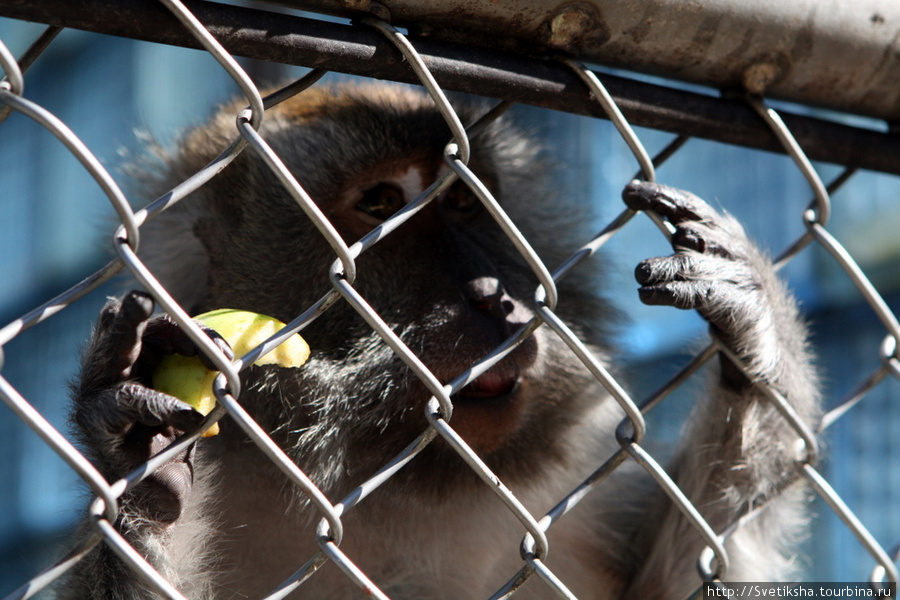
[454,372,521,405]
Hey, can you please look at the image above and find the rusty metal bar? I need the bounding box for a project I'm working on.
[2,0,899,175]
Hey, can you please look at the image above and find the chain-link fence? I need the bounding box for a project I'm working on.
[1,1,899,598]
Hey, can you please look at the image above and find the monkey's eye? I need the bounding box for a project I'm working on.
[356,182,406,221]
[444,182,482,217]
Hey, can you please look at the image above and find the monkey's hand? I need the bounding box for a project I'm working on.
[72,291,230,523]
[622,181,809,391]
[621,182,820,590]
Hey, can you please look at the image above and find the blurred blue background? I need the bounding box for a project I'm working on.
[1,16,899,593]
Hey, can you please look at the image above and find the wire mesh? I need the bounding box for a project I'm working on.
[0,1,898,598]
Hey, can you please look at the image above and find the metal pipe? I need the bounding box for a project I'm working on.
[293,0,900,124]
[2,0,899,175]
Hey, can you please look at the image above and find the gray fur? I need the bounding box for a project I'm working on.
[65,83,819,599]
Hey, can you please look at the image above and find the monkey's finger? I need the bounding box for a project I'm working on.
[635,254,751,286]
[144,315,202,358]
[637,280,708,310]
[635,254,695,286]
[118,384,206,431]
[91,386,199,523]
[622,181,721,225]
[82,291,155,392]
[139,455,195,524]
[194,324,234,370]
[638,279,750,314]
[672,225,734,259]
[73,383,204,444]
[139,315,234,375]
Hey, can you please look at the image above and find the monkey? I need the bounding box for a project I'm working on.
[65,82,820,600]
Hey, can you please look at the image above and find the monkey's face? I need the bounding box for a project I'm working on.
[338,160,544,455]
[180,84,599,487]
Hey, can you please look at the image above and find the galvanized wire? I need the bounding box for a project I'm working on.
[0,3,899,600]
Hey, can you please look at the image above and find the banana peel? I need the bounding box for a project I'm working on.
[152,309,310,437]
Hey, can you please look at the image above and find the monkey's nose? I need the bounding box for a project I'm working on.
[465,277,515,319]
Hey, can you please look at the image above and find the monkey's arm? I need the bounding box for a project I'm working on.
[620,182,820,597]
[63,291,221,599]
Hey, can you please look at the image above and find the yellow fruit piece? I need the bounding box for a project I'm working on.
[152,309,310,437]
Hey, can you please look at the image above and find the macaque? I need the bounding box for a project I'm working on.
[66,83,819,599]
